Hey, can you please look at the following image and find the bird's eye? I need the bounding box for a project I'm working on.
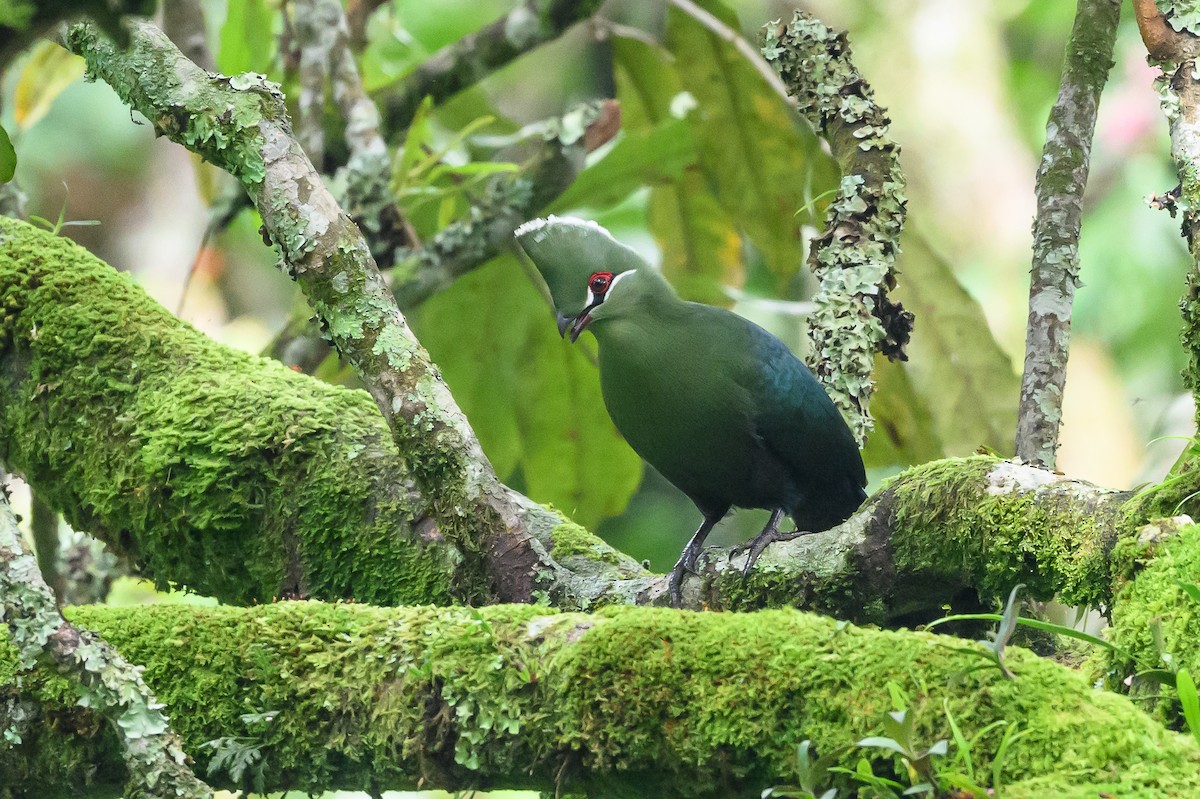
[589,271,613,294]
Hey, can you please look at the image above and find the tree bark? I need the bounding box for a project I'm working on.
[1016,0,1120,468]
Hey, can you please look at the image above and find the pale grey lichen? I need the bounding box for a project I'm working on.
[760,12,910,445]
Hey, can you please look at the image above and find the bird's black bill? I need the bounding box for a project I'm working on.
[557,299,603,343]
[556,310,573,339]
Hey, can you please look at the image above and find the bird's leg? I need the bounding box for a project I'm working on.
[668,513,724,608]
[740,508,819,576]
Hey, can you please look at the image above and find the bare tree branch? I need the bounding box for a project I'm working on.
[1015,0,1120,469]
[373,0,604,136]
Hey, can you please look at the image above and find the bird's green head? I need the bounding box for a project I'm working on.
[515,215,650,342]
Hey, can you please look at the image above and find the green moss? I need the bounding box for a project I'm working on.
[550,607,1200,797]
[885,456,1120,609]
[0,217,459,606]
[549,518,620,566]
[3,603,1200,797]
[1106,523,1200,724]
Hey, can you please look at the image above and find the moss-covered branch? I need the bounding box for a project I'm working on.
[680,455,1137,618]
[0,216,647,607]
[3,602,1199,798]
[1104,519,1200,719]
[61,19,585,595]
[1016,0,1120,469]
[0,498,212,798]
[761,12,911,445]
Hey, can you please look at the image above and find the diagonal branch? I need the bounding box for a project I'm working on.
[61,20,574,596]
[372,0,604,136]
[1015,0,1120,469]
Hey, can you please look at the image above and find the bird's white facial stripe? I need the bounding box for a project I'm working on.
[606,269,635,297]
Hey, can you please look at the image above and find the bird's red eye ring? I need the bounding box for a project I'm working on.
[589,271,613,294]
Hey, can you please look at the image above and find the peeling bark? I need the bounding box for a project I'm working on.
[1016,0,1120,469]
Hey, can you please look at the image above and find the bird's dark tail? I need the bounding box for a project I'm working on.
[792,476,867,532]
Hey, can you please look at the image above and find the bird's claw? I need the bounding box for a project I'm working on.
[667,566,686,608]
[667,552,701,608]
[741,528,815,576]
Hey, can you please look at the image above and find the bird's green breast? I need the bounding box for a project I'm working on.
[591,305,783,516]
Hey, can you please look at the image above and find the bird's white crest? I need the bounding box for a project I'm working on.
[514,215,619,245]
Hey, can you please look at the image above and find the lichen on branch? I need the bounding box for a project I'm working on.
[0,497,212,798]
[60,18,575,581]
[760,11,911,445]
[1016,0,1120,469]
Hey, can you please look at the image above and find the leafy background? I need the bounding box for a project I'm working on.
[2,0,1189,579]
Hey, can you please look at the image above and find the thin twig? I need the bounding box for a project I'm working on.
[373,0,605,135]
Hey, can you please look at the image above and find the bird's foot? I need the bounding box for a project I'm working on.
[740,527,818,576]
[667,550,701,608]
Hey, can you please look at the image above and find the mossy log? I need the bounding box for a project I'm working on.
[2,602,1199,798]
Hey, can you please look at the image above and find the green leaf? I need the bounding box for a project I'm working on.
[550,119,697,212]
[1178,668,1200,746]
[862,355,944,467]
[608,35,743,305]
[414,256,643,528]
[925,611,1118,651]
[1135,668,1178,688]
[646,169,741,306]
[888,229,1020,456]
[13,41,85,131]
[412,256,529,480]
[217,0,276,77]
[0,124,14,183]
[856,736,907,755]
[1177,580,1200,605]
[611,36,686,131]
[663,1,838,286]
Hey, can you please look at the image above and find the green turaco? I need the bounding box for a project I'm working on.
[515,216,867,605]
